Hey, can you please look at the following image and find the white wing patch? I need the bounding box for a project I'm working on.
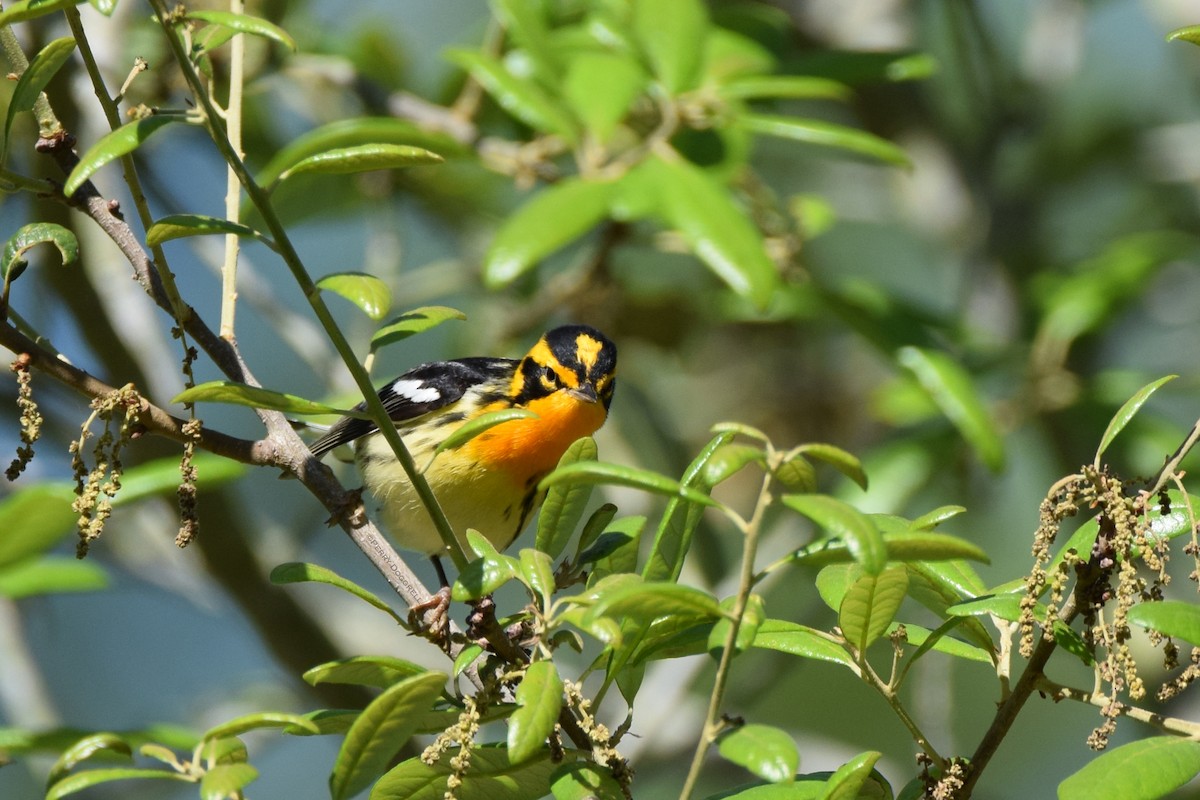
[390,379,441,404]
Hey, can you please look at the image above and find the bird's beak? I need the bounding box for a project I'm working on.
[567,384,599,404]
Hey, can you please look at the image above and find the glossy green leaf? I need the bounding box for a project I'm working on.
[536,437,597,559]
[46,768,192,800]
[284,710,359,737]
[277,144,443,183]
[887,622,992,664]
[316,272,392,321]
[202,712,317,741]
[794,443,868,490]
[172,380,352,416]
[563,52,646,142]
[540,460,720,508]
[145,214,274,250]
[370,305,466,351]
[1127,601,1200,647]
[64,115,176,196]
[717,724,799,783]
[3,37,76,165]
[896,346,1005,471]
[945,593,1090,664]
[303,656,429,690]
[519,548,556,607]
[643,156,779,309]
[823,751,883,800]
[185,10,296,51]
[270,562,401,621]
[1094,375,1176,464]
[0,557,107,598]
[751,619,854,669]
[453,645,485,679]
[772,454,816,491]
[200,763,258,800]
[910,505,967,530]
[550,762,626,800]
[446,49,578,140]
[782,494,887,575]
[709,594,765,656]
[643,432,733,582]
[1058,737,1200,800]
[632,0,708,93]
[483,177,618,287]
[839,567,908,653]
[196,736,246,765]
[582,516,645,584]
[816,563,859,612]
[453,532,522,600]
[0,484,77,567]
[46,733,132,787]
[784,530,988,570]
[703,443,765,486]
[1167,25,1200,46]
[256,119,467,187]
[0,0,84,27]
[904,563,995,652]
[719,75,850,101]
[584,579,722,644]
[575,503,618,560]
[3,222,79,283]
[742,114,909,166]
[330,671,447,800]
[371,744,565,799]
[509,661,562,765]
[432,408,539,458]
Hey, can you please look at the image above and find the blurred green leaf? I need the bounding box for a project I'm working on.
[185,10,296,50]
[910,505,966,530]
[823,751,883,800]
[0,484,76,568]
[370,305,466,351]
[701,27,776,83]
[896,346,1005,471]
[200,763,258,800]
[719,75,849,101]
[46,768,192,800]
[752,619,855,669]
[1058,737,1200,800]
[536,436,597,560]
[632,0,708,93]
[3,222,79,284]
[3,37,76,165]
[794,443,867,490]
[203,712,317,741]
[717,724,799,784]
[330,671,447,800]
[316,272,392,321]
[782,494,887,575]
[0,0,84,27]
[145,214,273,250]
[491,0,557,76]
[64,116,176,196]
[550,762,626,800]
[563,52,646,142]
[483,177,618,288]
[276,144,442,183]
[46,733,132,787]
[509,661,562,764]
[1167,25,1200,46]
[270,562,402,622]
[371,744,565,799]
[742,114,909,166]
[1094,375,1176,465]
[172,380,352,416]
[1126,601,1200,647]
[447,49,579,141]
[303,656,429,689]
[0,557,107,598]
[708,594,765,656]
[839,567,908,653]
[703,443,765,486]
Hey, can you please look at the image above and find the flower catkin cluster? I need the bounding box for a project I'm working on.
[175,417,202,548]
[71,384,145,558]
[6,354,42,480]
[421,689,486,800]
[563,679,633,799]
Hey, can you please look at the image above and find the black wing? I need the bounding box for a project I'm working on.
[308,357,517,458]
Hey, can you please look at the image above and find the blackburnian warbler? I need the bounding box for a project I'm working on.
[309,325,617,565]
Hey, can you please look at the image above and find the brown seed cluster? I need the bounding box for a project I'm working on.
[5,354,41,480]
[71,384,144,558]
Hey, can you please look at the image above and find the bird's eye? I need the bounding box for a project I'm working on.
[541,365,559,386]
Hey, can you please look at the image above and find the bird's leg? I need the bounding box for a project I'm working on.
[407,556,452,644]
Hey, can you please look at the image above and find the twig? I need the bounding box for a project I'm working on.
[1035,677,1200,739]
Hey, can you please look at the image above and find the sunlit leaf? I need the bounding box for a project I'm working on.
[536,437,597,560]
[203,712,317,741]
[717,724,799,783]
[46,768,192,800]
[509,661,562,764]
[432,409,539,458]
[3,222,78,283]
[1058,737,1200,800]
[794,443,868,490]
[316,272,392,321]
[519,548,555,607]
[304,656,430,690]
[708,594,765,656]
[370,305,466,351]
[752,619,855,669]
[719,75,849,101]
[782,495,887,575]
[823,751,883,800]
[0,484,76,567]
[46,733,132,787]
[910,505,967,530]
[540,460,720,508]
[887,621,992,664]
[145,214,274,250]
[839,567,908,653]
[64,116,177,196]
[1094,375,1176,464]
[0,0,85,27]
[200,763,258,800]
[3,37,76,165]
[1167,25,1200,47]
[550,762,626,800]
[1127,601,1200,647]
[371,744,566,799]
[446,49,578,141]
[563,52,646,143]
[742,114,909,166]
[185,10,296,51]
[172,380,352,416]
[276,144,443,183]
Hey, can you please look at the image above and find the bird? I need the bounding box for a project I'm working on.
[308,324,617,583]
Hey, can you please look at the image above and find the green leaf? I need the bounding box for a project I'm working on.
[64,116,177,196]
[782,495,887,575]
[185,10,296,50]
[317,272,392,321]
[3,222,79,283]
[584,580,722,644]
[432,408,539,458]
[1127,601,1200,647]
[446,49,579,141]
[256,119,468,187]
[0,557,107,598]
[643,432,732,582]
[509,661,562,764]
[202,712,317,741]
[742,114,909,166]
[719,75,850,101]
[0,0,84,27]
[823,751,883,800]
[369,305,466,351]
[582,516,645,584]
[709,594,765,656]
[910,505,967,530]
[896,346,1004,471]
[794,443,868,490]
[703,443,765,486]
[283,710,359,736]
[330,671,447,800]
[3,37,76,165]
[491,0,557,76]
[783,529,988,570]
[1058,737,1200,800]
[47,733,132,787]
[276,144,443,183]
[536,437,598,560]
[717,724,799,783]
[640,156,779,309]
[519,548,556,607]
[0,484,76,567]
[87,0,115,15]
[452,537,522,601]
[632,0,708,93]
[271,562,401,622]
[172,380,351,416]
[550,762,627,800]
[542,460,722,510]
[839,567,908,653]
[563,52,646,143]
[304,656,430,690]
[196,736,247,765]
[1167,25,1200,46]
[453,644,485,678]
[200,763,258,800]
[887,621,992,664]
[371,744,565,799]
[483,177,618,288]
[1094,375,1176,464]
[46,768,192,800]
[145,214,274,250]
[752,619,855,669]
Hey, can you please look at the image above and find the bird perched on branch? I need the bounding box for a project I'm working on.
[309,325,617,582]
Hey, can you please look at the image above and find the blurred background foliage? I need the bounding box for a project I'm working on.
[5,0,1200,797]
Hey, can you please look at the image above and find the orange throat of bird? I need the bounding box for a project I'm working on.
[465,392,607,484]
